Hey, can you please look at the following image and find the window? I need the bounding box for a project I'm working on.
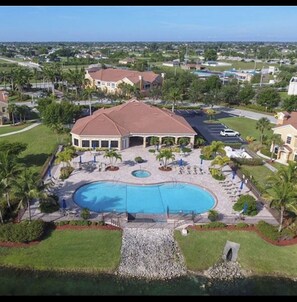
[294,154,297,162]
[286,135,292,144]
[82,140,90,148]
[91,140,99,148]
[107,82,110,86]
[74,138,79,146]
[101,140,109,148]
[110,140,118,148]
[111,83,115,88]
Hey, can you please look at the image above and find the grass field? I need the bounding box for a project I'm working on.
[241,165,274,189]
[0,124,69,172]
[0,229,122,273]
[217,116,273,142]
[208,60,267,72]
[0,123,33,135]
[175,229,297,277]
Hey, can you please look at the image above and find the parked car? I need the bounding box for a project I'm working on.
[220,129,240,137]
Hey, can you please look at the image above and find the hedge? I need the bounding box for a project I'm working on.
[0,220,46,243]
[231,157,264,166]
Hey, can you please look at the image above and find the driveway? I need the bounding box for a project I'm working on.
[175,110,245,145]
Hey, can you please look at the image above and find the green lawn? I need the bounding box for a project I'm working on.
[1,124,69,172]
[0,123,32,135]
[208,60,267,72]
[0,229,122,273]
[217,117,273,141]
[175,229,297,277]
[241,165,275,189]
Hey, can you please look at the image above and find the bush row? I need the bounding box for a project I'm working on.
[55,220,106,227]
[0,220,46,243]
[256,221,296,241]
[231,157,264,166]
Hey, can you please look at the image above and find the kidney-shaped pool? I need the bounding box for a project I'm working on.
[73,181,216,214]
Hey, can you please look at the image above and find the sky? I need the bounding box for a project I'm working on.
[0,6,297,42]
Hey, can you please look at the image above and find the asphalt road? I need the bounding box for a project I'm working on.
[175,109,245,145]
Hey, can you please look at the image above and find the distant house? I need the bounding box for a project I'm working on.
[271,111,297,163]
[288,77,297,95]
[118,58,135,65]
[85,68,164,94]
[0,90,9,125]
[71,99,196,150]
[181,63,205,71]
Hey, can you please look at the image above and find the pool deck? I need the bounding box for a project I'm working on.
[22,146,278,227]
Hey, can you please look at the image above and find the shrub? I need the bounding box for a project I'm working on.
[80,208,91,220]
[0,220,46,243]
[134,156,144,163]
[231,158,264,166]
[246,136,256,143]
[39,197,60,214]
[208,210,219,222]
[209,168,225,180]
[235,222,250,228]
[60,166,74,180]
[69,220,91,226]
[202,222,227,229]
[182,147,192,153]
[279,228,296,241]
[256,221,279,241]
[233,195,258,216]
[148,149,155,153]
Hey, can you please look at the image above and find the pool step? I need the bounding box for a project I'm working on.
[128,213,167,223]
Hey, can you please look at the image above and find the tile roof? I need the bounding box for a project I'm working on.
[71,99,196,137]
[88,68,160,84]
[278,111,297,130]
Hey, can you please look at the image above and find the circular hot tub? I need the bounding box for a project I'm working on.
[131,170,151,178]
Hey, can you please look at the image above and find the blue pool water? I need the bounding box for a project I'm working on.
[73,182,215,214]
[131,170,151,178]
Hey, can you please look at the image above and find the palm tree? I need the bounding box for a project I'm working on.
[205,109,217,120]
[0,182,5,223]
[267,133,284,160]
[150,136,160,148]
[13,169,44,221]
[156,149,175,169]
[211,155,230,173]
[169,87,182,112]
[266,181,297,232]
[209,140,226,157]
[7,102,18,125]
[162,137,175,147]
[0,151,24,208]
[55,147,75,167]
[178,137,190,147]
[195,136,205,148]
[256,117,271,144]
[103,150,122,169]
[82,86,96,115]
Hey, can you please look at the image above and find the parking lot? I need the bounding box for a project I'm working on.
[175,109,245,145]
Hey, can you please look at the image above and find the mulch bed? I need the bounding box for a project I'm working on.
[159,166,172,171]
[105,166,119,171]
[189,225,297,246]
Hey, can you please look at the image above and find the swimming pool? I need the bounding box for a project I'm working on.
[73,182,215,214]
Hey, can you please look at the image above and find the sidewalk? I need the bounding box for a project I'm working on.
[0,122,41,137]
